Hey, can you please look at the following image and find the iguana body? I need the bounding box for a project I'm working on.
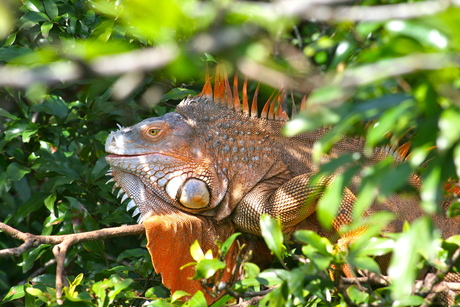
[105,68,459,302]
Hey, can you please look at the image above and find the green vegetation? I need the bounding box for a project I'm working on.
[1,0,460,306]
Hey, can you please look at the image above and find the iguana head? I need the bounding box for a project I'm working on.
[105,66,291,222]
[105,107,229,221]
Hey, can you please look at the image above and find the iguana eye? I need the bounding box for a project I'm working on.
[148,129,160,136]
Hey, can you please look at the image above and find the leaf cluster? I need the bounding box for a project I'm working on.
[1,0,460,306]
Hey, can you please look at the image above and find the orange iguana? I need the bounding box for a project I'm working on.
[105,67,460,303]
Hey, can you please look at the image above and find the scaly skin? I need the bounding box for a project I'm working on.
[105,70,460,303]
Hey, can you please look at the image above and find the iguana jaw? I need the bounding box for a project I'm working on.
[106,151,226,218]
[108,165,180,222]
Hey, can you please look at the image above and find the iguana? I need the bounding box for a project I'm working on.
[105,66,460,303]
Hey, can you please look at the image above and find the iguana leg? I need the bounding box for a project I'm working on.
[232,172,357,239]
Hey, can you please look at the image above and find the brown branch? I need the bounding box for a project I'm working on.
[233,296,265,307]
[341,275,389,287]
[417,247,460,306]
[0,222,145,304]
[226,287,274,299]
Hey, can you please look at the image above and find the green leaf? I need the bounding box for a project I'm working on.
[194,259,226,279]
[366,98,415,147]
[284,107,341,136]
[395,295,427,306]
[445,235,460,247]
[25,287,48,302]
[258,270,285,285]
[71,273,84,287]
[185,291,207,307]
[295,230,333,256]
[353,180,378,221]
[301,245,332,270]
[209,294,234,307]
[385,20,448,50]
[3,285,25,303]
[14,193,47,223]
[109,276,133,301]
[6,162,30,181]
[447,201,460,218]
[348,256,381,274]
[171,290,190,303]
[0,46,33,62]
[30,95,69,119]
[244,262,260,279]
[0,108,18,120]
[388,217,438,301]
[219,232,240,257]
[190,240,205,262]
[117,248,149,262]
[44,193,56,212]
[307,85,348,105]
[437,108,460,151]
[24,0,44,13]
[317,174,345,229]
[420,166,442,214]
[347,285,370,304]
[353,236,395,256]
[90,156,109,182]
[147,300,173,307]
[260,214,285,262]
[19,11,50,29]
[43,0,59,19]
[41,21,53,38]
[4,32,17,46]
[21,244,49,272]
[161,88,197,102]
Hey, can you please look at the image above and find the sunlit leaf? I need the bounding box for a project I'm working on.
[437,108,460,151]
[388,217,438,301]
[244,262,260,279]
[190,240,205,262]
[385,20,448,50]
[295,230,333,256]
[219,232,240,257]
[317,174,345,229]
[186,290,207,307]
[40,21,53,38]
[194,259,226,279]
[347,285,369,304]
[171,290,190,303]
[2,285,25,303]
[260,214,285,262]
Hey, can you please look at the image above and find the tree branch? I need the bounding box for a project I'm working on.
[0,222,145,304]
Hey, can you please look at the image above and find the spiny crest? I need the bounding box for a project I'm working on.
[198,64,307,121]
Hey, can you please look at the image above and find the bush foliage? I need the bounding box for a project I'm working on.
[1,0,460,306]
